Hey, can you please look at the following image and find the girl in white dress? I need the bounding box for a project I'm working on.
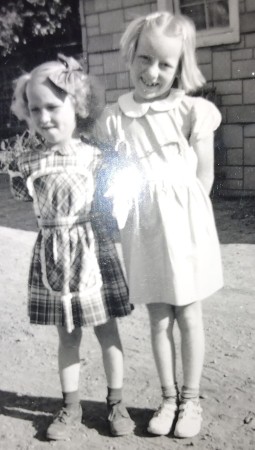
[95,12,223,439]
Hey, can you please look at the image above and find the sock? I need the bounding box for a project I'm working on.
[161,383,179,405]
[63,390,80,410]
[180,386,199,403]
[107,387,122,406]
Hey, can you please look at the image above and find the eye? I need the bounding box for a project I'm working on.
[160,62,172,69]
[47,104,59,111]
[29,107,40,113]
[138,55,151,63]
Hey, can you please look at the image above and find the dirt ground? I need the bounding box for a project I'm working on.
[0,173,254,450]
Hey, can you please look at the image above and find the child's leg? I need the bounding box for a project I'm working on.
[147,303,178,435]
[147,303,177,388]
[176,301,204,393]
[57,326,82,394]
[46,326,83,441]
[174,301,204,438]
[94,318,134,436]
[94,318,123,388]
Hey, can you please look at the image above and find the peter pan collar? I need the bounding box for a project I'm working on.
[118,89,185,118]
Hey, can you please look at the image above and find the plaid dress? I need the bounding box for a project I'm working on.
[10,137,131,331]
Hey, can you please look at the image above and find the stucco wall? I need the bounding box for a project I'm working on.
[80,0,255,196]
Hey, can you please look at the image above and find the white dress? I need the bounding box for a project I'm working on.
[95,89,224,306]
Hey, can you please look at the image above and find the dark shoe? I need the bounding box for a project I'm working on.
[46,404,82,441]
[108,401,135,436]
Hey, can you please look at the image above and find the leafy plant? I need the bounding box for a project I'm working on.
[0,0,73,57]
[0,131,43,172]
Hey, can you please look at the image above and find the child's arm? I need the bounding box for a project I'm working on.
[193,133,214,195]
[92,106,122,238]
[92,151,120,242]
[190,97,221,195]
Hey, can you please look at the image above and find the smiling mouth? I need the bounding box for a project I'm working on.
[141,77,159,88]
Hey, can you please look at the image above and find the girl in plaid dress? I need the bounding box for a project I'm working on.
[9,55,134,440]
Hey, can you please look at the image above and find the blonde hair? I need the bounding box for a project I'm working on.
[11,54,104,128]
[120,11,205,93]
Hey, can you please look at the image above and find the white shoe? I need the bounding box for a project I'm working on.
[147,402,178,435]
[174,400,202,438]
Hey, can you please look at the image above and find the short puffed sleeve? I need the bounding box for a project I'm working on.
[189,97,221,144]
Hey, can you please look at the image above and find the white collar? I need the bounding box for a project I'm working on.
[118,89,185,118]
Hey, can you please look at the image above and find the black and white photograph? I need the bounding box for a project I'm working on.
[0,1,254,449]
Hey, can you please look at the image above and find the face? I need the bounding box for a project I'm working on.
[130,28,183,102]
[26,80,76,145]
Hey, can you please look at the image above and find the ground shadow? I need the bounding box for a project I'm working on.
[0,390,155,442]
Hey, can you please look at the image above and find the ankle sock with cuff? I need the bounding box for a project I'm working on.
[161,383,179,405]
[180,386,199,403]
[63,390,80,410]
[107,387,123,406]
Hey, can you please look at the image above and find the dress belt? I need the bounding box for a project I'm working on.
[37,215,90,227]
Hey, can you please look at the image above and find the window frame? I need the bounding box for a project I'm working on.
[157,0,240,47]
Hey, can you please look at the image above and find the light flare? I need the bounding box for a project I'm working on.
[105,164,144,229]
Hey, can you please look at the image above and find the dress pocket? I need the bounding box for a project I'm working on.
[40,226,102,294]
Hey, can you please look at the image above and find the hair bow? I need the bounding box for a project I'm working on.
[48,53,84,96]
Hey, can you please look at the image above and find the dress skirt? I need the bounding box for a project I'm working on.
[120,172,223,307]
[28,222,131,327]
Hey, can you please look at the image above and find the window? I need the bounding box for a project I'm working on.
[157,0,240,47]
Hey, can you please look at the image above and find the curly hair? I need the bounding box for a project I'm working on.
[11,54,104,129]
[120,11,205,93]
